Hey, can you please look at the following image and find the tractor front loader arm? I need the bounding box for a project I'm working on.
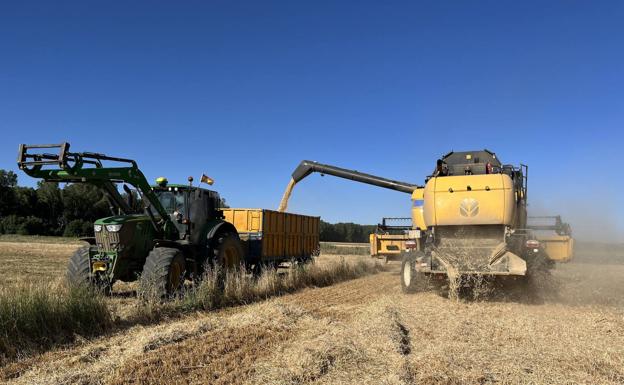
[17,143,178,239]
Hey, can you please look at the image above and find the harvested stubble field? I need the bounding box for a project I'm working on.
[0,237,623,385]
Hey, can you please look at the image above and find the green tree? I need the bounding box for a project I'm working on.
[62,184,110,223]
[0,169,18,216]
[0,170,17,188]
[13,187,38,217]
[319,221,375,243]
[36,181,64,234]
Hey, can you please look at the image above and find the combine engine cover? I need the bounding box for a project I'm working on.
[423,174,515,226]
[421,151,528,276]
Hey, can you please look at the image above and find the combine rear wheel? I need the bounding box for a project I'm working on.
[139,247,186,299]
[401,254,419,293]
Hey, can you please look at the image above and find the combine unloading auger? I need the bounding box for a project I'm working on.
[277,160,421,212]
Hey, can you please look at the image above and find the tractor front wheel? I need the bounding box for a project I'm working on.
[67,245,91,286]
[67,245,112,294]
[139,247,186,299]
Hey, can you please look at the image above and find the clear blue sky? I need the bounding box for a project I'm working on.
[1,1,622,241]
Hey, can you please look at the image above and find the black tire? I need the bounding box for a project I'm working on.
[210,233,244,287]
[213,233,244,270]
[139,247,186,299]
[401,254,419,293]
[67,245,91,286]
[67,245,112,294]
[249,261,276,277]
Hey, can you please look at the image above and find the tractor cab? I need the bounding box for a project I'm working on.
[151,177,223,243]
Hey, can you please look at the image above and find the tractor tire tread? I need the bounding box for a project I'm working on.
[138,247,181,299]
[213,232,243,267]
[67,245,91,285]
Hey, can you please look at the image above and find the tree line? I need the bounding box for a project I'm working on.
[0,169,376,241]
[0,170,111,237]
[319,221,376,243]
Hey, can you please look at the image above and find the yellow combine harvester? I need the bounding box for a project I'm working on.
[280,150,573,292]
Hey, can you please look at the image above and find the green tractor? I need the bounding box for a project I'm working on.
[18,143,244,296]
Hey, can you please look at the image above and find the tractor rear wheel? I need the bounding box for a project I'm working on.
[139,247,186,299]
[67,245,91,286]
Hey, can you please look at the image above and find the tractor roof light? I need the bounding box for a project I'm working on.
[94,224,102,232]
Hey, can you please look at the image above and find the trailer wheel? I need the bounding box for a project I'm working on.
[214,233,244,269]
[401,255,419,293]
[139,247,186,299]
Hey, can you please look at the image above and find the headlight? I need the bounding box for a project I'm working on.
[106,224,123,232]
[94,225,102,232]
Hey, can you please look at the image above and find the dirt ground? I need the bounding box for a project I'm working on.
[0,239,81,286]
[0,239,623,385]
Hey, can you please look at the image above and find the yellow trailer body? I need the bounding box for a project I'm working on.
[222,208,320,261]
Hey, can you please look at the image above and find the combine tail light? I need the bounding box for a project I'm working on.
[405,240,418,249]
[526,240,540,248]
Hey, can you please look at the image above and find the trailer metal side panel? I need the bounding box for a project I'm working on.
[263,209,285,258]
[222,209,319,261]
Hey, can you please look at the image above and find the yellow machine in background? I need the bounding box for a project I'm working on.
[528,216,574,262]
[369,217,412,261]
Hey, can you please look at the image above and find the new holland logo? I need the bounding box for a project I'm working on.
[459,198,479,217]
